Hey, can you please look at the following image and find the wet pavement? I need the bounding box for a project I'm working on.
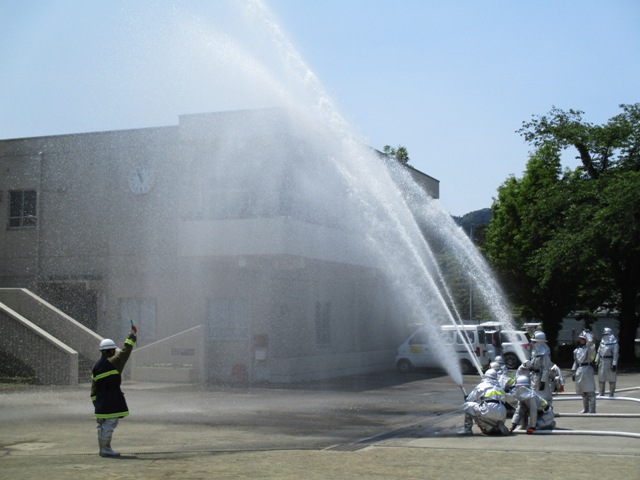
[1,369,639,479]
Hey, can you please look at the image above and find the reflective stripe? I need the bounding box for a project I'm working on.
[90,396,97,402]
[125,338,136,347]
[484,389,504,400]
[95,411,129,419]
[92,369,119,381]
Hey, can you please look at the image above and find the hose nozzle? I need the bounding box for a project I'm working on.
[460,384,468,401]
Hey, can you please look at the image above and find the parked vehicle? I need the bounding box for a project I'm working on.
[396,325,492,375]
[480,322,531,369]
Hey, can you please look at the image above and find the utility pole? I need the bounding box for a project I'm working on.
[469,223,474,320]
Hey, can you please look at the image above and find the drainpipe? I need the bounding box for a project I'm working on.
[35,151,43,287]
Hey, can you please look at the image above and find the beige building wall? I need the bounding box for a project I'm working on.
[0,109,439,382]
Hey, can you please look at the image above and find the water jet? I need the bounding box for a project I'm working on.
[0,1,520,387]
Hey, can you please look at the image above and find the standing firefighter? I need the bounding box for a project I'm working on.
[90,326,137,457]
[596,327,619,397]
[528,331,553,405]
[571,330,597,414]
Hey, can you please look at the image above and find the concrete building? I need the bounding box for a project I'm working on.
[0,109,439,383]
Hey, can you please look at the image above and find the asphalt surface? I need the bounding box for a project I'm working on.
[1,369,639,479]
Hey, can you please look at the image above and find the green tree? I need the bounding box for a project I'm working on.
[484,145,585,347]
[383,145,410,165]
[518,104,640,363]
[587,171,640,362]
[492,104,640,362]
[520,104,640,178]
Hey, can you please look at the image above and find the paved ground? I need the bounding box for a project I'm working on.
[1,370,640,479]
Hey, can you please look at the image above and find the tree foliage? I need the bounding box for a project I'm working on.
[484,145,583,347]
[383,144,410,165]
[486,104,640,362]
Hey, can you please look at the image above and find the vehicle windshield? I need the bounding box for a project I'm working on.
[439,330,477,344]
[409,331,428,345]
[498,331,527,343]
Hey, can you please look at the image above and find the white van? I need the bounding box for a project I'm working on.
[396,325,492,375]
[479,322,531,370]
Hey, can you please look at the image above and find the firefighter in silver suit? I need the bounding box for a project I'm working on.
[462,369,509,435]
[571,330,597,413]
[510,375,556,433]
[595,327,619,397]
[549,363,565,394]
[528,331,553,405]
[490,359,516,413]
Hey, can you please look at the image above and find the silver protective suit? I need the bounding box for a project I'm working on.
[462,377,509,435]
[549,363,564,393]
[595,333,619,396]
[495,368,517,412]
[511,385,556,431]
[526,341,553,405]
[572,333,597,413]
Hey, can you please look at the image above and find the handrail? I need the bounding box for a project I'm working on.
[0,302,78,385]
[0,288,102,362]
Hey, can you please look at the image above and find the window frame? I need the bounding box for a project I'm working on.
[8,190,38,229]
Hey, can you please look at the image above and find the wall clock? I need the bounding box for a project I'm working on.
[128,166,155,194]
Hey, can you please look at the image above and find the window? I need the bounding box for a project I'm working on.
[441,330,454,344]
[315,301,331,346]
[443,330,476,344]
[458,331,476,344]
[8,190,37,228]
[119,298,157,340]
[410,331,428,345]
[208,298,249,340]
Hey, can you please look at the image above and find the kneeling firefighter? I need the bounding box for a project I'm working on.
[462,369,510,435]
[510,375,556,433]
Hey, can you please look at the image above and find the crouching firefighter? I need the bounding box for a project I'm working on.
[510,375,556,434]
[462,368,510,435]
[90,326,137,457]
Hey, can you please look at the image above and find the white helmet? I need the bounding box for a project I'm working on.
[490,361,501,370]
[494,355,505,365]
[515,375,531,387]
[603,327,613,335]
[483,368,498,381]
[99,338,117,351]
[532,331,547,342]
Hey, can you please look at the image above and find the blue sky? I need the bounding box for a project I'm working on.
[1,0,638,216]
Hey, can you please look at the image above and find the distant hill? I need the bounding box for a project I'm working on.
[452,208,491,236]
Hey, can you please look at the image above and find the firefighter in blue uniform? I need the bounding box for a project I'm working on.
[91,325,137,457]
